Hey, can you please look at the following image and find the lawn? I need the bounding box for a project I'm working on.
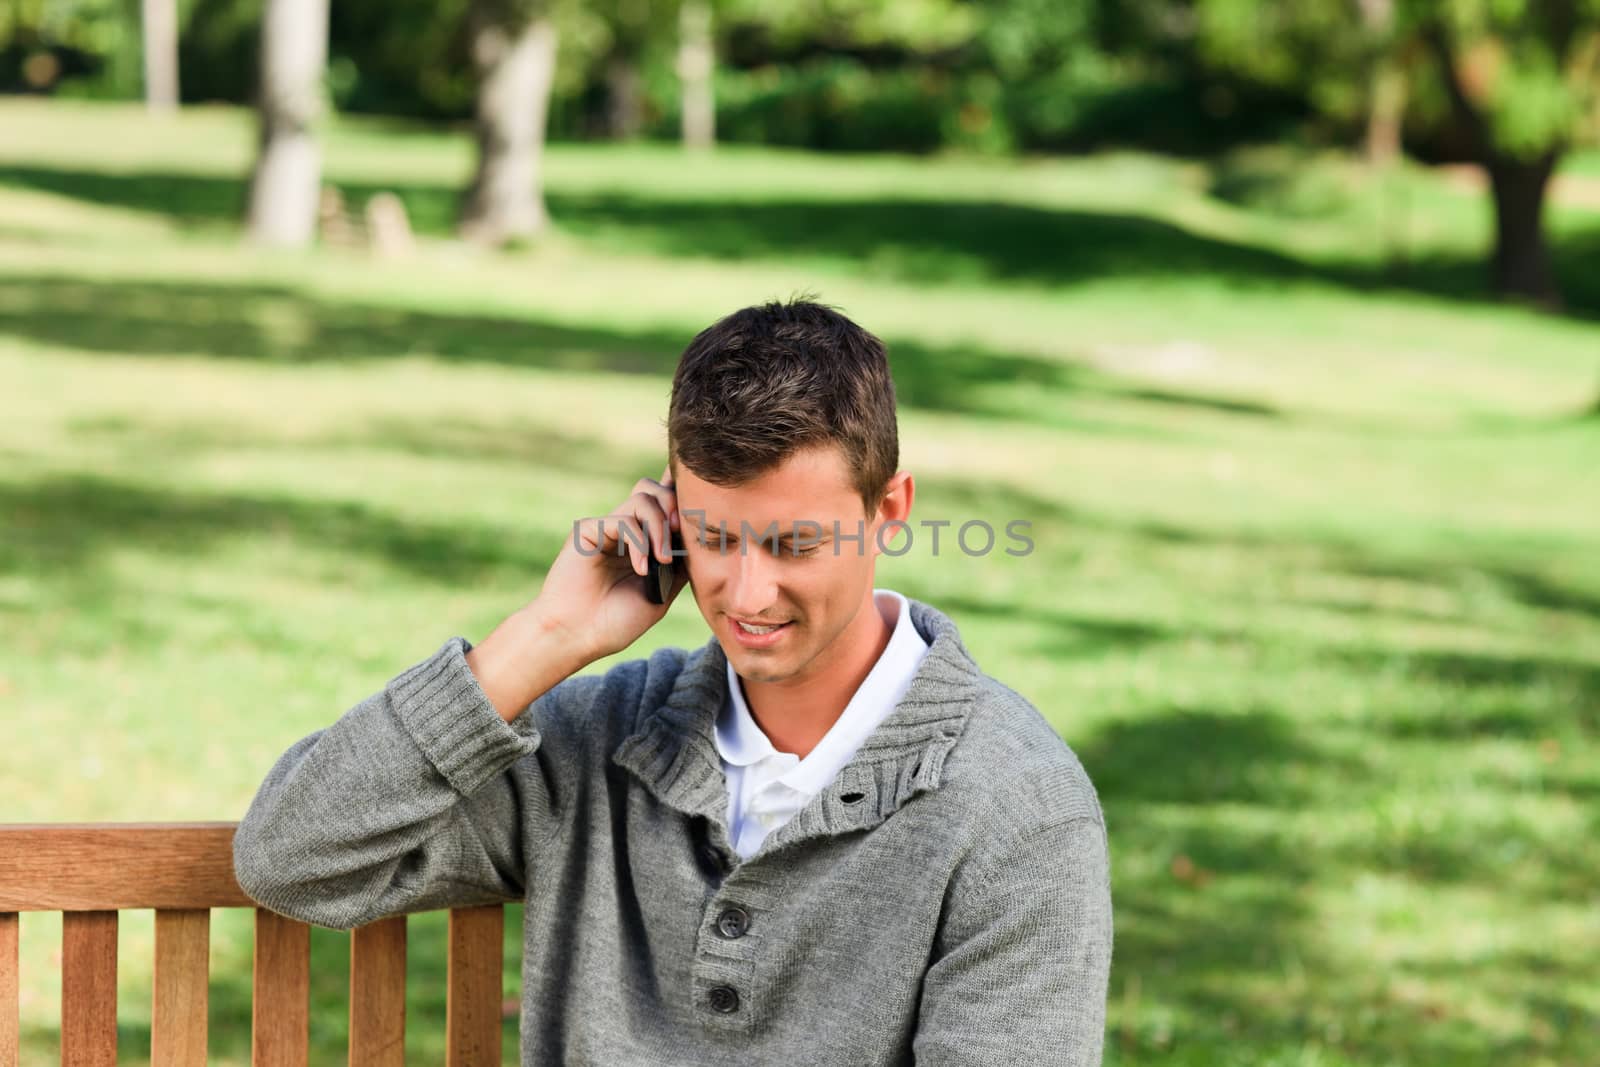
[1,98,1597,1066]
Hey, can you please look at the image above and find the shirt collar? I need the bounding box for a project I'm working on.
[610,593,983,853]
[714,588,932,793]
[714,670,784,768]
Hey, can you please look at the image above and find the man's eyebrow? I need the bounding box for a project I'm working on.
[697,527,833,542]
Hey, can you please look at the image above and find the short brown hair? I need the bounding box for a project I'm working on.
[667,297,899,518]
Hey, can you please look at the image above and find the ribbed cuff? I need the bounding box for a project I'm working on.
[388,636,540,797]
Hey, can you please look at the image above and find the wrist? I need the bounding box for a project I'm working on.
[521,601,596,670]
[467,603,594,722]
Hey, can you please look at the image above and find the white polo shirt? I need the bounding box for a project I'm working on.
[715,587,933,860]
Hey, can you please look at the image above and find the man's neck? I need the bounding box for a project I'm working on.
[738,594,897,760]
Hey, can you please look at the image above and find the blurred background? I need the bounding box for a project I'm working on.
[2,0,1598,1064]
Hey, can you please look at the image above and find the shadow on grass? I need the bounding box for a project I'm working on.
[1347,644,1600,707]
[1083,706,1351,807]
[1074,707,1328,1058]
[0,274,684,375]
[936,591,1174,661]
[0,272,1275,431]
[0,164,1310,289]
[6,161,1600,315]
[65,411,645,482]
[0,473,565,586]
[1074,695,1594,1062]
[0,165,250,229]
[1125,513,1600,623]
[926,532,1597,1062]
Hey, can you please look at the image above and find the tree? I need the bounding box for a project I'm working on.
[677,0,714,149]
[1409,2,1600,305]
[1358,0,1406,166]
[600,0,651,138]
[1188,0,1600,305]
[459,0,558,244]
[575,0,682,140]
[141,0,179,110]
[246,0,330,247]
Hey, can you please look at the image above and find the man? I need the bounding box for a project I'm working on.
[233,298,1112,1065]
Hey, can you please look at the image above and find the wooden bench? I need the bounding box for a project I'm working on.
[0,822,512,1066]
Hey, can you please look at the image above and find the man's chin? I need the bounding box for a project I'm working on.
[725,648,799,685]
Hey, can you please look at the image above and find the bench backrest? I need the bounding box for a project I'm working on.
[0,822,509,1066]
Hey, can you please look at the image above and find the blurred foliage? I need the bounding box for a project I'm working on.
[1404,0,1600,160]
[724,0,977,52]
[1183,0,1600,164]
[1206,145,1369,218]
[671,60,960,152]
[4,0,1599,159]
[1188,0,1384,129]
[1,0,138,96]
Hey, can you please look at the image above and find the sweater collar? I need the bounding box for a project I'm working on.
[610,596,982,859]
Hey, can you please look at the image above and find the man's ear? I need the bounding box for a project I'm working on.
[869,471,914,557]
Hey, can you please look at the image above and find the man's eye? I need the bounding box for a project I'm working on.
[697,539,819,556]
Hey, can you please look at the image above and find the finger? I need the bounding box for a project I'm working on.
[634,476,677,529]
[594,511,649,574]
[659,466,680,530]
[613,515,647,575]
[627,484,672,559]
[630,492,672,562]
[573,516,609,555]
[639,472,679,532]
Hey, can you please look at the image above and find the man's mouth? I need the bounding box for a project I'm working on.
[734,619,789,635]
[729,616,795,646]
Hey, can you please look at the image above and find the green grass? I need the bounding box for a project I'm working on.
[1,98,1598,1066]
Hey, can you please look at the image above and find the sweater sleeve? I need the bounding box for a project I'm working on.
[912,815,1113,1065]
[231,636,569,930]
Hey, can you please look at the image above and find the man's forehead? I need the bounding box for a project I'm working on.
[672,452,862,522]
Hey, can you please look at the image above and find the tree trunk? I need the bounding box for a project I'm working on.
[1356,0,1399,167]
[1486,152,1560,305]
[246,0,330,247]
[141,0,179,111]
[1364,57,1405,168]
[605,51,644,140]
[459,9,558,245]
[677,0,714,150]
[1424,22,1566,307]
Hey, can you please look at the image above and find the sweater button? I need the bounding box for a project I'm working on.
[715,906,750,939]
[708,985,740,1013]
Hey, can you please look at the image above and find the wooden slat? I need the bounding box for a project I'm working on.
[349,916,406,1067]
[153,908,211,1067]
[0,824,251,911]
[446,906,503,1067]
[252,908,309,1067]
[61,910,117,1067]
[1,912,18,1067]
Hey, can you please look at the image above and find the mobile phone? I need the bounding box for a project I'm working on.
[644,528,685,605]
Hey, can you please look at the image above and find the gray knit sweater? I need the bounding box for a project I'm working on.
[233,596,1112,1065]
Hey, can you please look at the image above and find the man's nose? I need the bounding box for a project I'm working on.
[727,544,779,615]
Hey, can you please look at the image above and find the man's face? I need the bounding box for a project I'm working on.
[673,444,901,687]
